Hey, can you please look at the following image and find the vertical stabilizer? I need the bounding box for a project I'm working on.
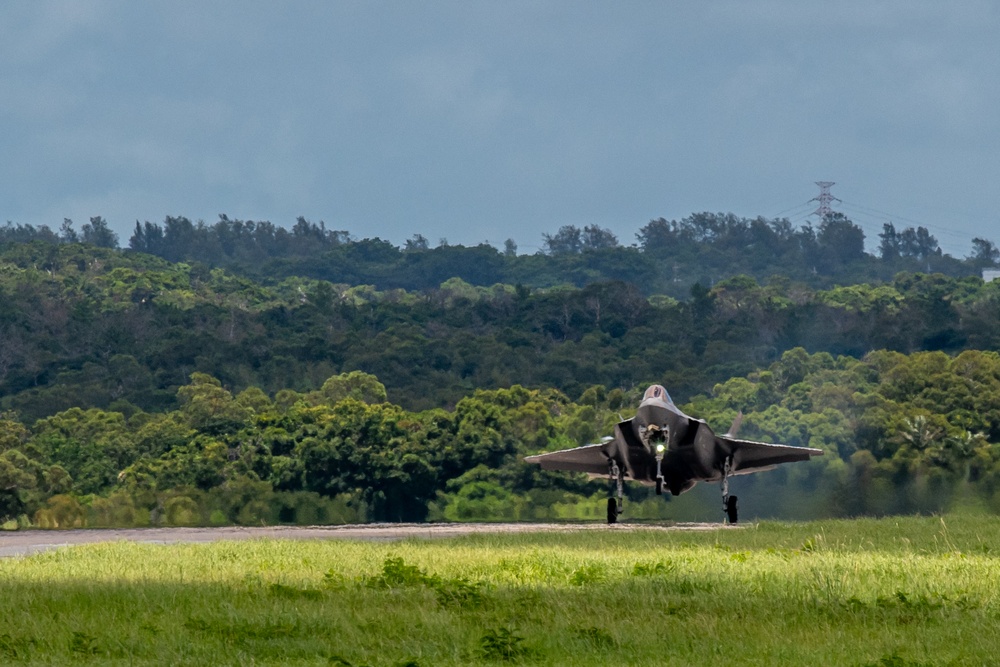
[725,412,743,438]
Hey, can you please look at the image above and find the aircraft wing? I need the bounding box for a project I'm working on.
[723,437,824,474]
[524,443,610,475]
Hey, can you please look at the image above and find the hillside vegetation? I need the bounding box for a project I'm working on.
[2,214,1000,527]
[3,240,1000,420]
[4,343,1000,526]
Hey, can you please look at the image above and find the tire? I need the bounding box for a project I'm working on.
[607,498,618,524]
[725,495,738,524]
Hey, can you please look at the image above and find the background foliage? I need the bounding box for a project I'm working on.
[2,213,1000,527]
[6,347,1000,527]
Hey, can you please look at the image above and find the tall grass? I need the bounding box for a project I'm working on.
[2,514,999,665]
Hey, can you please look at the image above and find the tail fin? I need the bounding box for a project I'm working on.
[725,412,743,438]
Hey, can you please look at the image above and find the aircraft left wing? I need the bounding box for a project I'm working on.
[723,437,823,474]
[524,443,610,475]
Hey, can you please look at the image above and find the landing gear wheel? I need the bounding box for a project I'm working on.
[725,495,738,524]
[655,478,663,495]
[607,497,618,524]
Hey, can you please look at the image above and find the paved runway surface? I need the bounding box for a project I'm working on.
[0,522,729,558]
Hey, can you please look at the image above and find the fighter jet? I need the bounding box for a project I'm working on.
[525,384,823,524]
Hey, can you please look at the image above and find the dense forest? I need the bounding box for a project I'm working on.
[3,240,1000,421]
[3,213,1000,527]
[5,350,1000,528]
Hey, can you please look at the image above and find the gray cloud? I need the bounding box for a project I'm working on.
[1,1,997,255]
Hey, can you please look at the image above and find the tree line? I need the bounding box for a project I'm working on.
[3,212,997,298]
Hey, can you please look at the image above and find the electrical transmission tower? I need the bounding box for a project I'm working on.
[811,181,841,219]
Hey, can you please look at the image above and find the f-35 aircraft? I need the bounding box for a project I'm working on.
[525,384,823,524]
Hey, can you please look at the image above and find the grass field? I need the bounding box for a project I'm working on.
[2,515,1000,665]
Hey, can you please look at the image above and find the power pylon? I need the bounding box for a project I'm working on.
[811,181,841,219]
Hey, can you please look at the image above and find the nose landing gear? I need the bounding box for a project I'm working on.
[654,442,666,496]
[641,424,669,497]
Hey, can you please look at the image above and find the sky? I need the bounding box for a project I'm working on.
[1,1,998,256]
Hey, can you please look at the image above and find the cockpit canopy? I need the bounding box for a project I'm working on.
[642,384,674,405]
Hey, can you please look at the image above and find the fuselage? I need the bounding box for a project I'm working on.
[606,384,727,495]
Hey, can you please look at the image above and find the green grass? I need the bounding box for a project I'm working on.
[3,515,1000,665]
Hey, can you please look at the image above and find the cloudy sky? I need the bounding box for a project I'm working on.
[1,1,997,255]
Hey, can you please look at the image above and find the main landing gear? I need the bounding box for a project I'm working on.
[721,457,738,524]
[607,460,624,524]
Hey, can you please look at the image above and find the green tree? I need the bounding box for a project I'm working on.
[293,399,437,521]
[542,226,583,255]
[32,408,135,495]
[81,216,119,248]
[968,238,1000,270]
[0,449,38,520]
[316,371,387,405]
[816,215,865,269]
[177,373,252,435]
[878,223,901,262]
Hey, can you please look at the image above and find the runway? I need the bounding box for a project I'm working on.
[0,522,730,558]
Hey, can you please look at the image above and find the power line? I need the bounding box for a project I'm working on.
[837,200,975,242]
[772,201,814,218]
[765,184,987,255]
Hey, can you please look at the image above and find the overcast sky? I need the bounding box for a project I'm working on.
[2,1,997,255]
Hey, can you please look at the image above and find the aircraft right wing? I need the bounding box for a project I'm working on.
[524,443,611,475]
